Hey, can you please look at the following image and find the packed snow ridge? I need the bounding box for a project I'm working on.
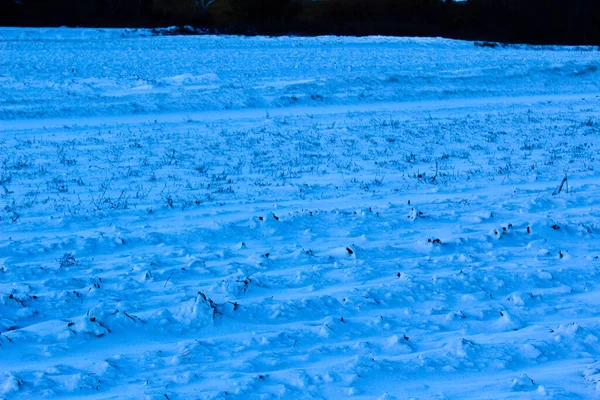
[1,28,600,399]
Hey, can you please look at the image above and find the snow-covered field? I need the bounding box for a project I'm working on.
[1,28,600,399]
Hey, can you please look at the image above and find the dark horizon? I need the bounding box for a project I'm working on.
[1,0,599,45]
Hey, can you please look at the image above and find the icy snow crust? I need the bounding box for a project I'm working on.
[1,28,600,399]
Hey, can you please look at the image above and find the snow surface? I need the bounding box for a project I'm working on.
[1,28,600,399]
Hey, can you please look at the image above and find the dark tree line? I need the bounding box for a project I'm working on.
[1,0,599,45]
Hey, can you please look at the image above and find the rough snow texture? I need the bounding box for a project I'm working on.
[1,28,600,399]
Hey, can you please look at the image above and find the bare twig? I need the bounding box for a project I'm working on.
[552,174,569,196]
